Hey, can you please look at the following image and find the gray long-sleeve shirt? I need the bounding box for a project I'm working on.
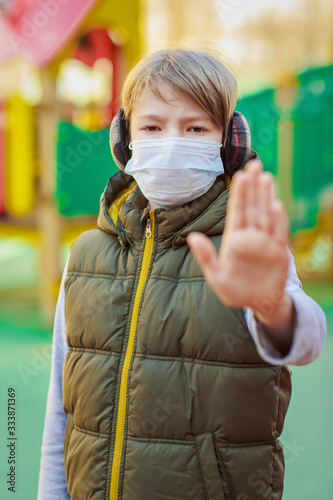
[37,250,327,499]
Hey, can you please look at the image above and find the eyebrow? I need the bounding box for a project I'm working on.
[135,114,164,122]
[135,113,212,123]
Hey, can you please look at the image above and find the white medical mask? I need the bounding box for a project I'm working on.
[124,137,224,209]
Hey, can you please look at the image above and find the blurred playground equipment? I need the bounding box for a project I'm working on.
[0,1,332,320]
[237,64,333,282]
[0,0,142,319]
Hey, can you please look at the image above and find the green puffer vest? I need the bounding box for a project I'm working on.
[63,170,292,500]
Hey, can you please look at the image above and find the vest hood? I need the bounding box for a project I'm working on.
[97,170,228,249]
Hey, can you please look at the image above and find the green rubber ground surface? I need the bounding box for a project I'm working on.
[0,278,332,499]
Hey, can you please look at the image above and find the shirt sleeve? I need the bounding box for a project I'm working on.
[244,248,327,366]
[37,257,70,500]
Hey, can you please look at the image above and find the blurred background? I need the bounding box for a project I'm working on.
[0,0,332,498]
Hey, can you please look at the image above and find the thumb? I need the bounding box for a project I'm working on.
[186,232,220,282]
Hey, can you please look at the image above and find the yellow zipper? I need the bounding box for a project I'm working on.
[109,210,155,499]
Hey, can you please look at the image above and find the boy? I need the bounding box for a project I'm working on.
[38,49,326,499]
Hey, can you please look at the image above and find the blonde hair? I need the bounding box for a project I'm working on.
[121,48,238,142]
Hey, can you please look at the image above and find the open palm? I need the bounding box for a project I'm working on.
[187,161,290,316]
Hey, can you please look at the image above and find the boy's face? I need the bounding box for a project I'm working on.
[130,84,223,143]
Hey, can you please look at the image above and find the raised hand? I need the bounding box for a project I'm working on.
[187,160,294,354]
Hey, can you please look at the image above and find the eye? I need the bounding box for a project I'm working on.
[141,126,161,132]
[188,126,207,133]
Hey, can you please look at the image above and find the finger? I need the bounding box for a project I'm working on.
[244,162,260,227]
[186,232,221,281]
[244,158,263,172]
[257,173,274,233]
[272,200,288,246]
[224,171,246,232]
